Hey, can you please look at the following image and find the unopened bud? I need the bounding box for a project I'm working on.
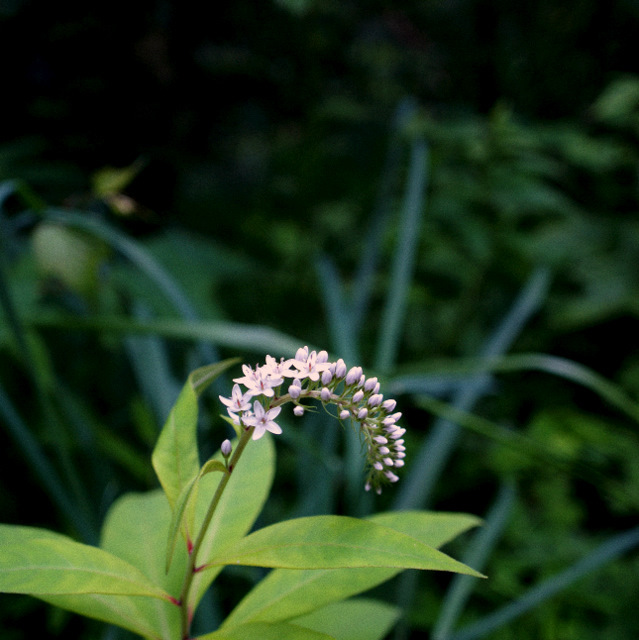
[293,405,305,416]
[221,439,232,457]
[289,379,302,399]
[339,409,350,420]
[321,369,333,386]
[335,359,347,378]
[368,393,383,407]
[364,377,378,392]
[321,387,331,402]
[381,399,397,412]
[352,389,364,403]
[345,366,362,385]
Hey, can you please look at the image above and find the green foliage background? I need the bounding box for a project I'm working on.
[2,1,639,638]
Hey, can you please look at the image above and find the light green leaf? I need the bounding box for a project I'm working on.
[292,598,401,640]
[368,511,482,548]
[222,511,479,627]
[206,515,483,574]
[188,434,275,610]
[37,491,184,639]
[152,359,238,509]
[195,621,334,640]
[0,525,172,600]
[165,457,228,573]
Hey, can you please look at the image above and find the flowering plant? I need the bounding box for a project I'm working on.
[0,349,482,640]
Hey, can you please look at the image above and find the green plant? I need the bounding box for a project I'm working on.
[0,351,482,640]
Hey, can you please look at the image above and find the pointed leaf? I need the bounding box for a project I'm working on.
[165,457,228,573]
[188,434,275,609]
[152,359,238,508]
[223,511,480,627]
[0,525,172,599]
[196,621,334,640]
[206,515,484,574]
[292,598,401,640]
[21,492,182,638]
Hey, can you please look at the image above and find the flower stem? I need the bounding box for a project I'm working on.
[178,426,254,640]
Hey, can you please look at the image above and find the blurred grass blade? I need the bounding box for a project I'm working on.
[29,313,306,357]
[375,134,429,374]
[351,97,418,341]
[433,482,516,640]
[414,394,637,510]
[316,255,356,363]
[0,255,97,541]
[124,300,181,423]
[390,352,639,426]
[489,353,639,425]
[0,382,94,541]
[451,525,639,640]
[42,208,218,364]
[393,267,550,511]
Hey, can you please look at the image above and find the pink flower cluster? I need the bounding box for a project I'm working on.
[219,346,406,493]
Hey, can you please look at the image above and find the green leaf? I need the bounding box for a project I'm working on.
[0,525,172,600]
[292,598,401,640]
[152,359,238,508]
[206,515,483,574]
[17,492,183,639]
[188,434,276,610]
[165,457,227,573]
[195,621,334,640]
[222,511,479,627]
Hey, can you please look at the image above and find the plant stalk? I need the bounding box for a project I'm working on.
[178,426,254,640]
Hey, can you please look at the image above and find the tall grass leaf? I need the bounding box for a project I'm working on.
[350,97,418,341]
[42,208,218,364]
[432,483,515,640]
[125,300,182,423]
[450,525,639,640]
[29,313,306,357]
[0,382,95,541]
[316,255,356,363]
[375,136,429,374]
[393,267,550,511]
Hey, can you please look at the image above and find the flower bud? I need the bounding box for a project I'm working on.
[385,471,399,482]
[352,389,364,403]
[373,461,383,471]
[368,393,383,407]
[334,359,347,378]
[317,350,329,364]
[383,457,394,466]
[295,346,309,362]
[321,387,331,402]
[345,366,361,385]
[373,435,388,444]
[221,439,232,457]
[364,377,378,392]
[339,409,350,420]
[288,379,302,399]
[321,369,333,386]
[294,405,305,416]
[381,398,397,412]
[378,446,390,455]
[393,459,405,467]
[357,407,368,420]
